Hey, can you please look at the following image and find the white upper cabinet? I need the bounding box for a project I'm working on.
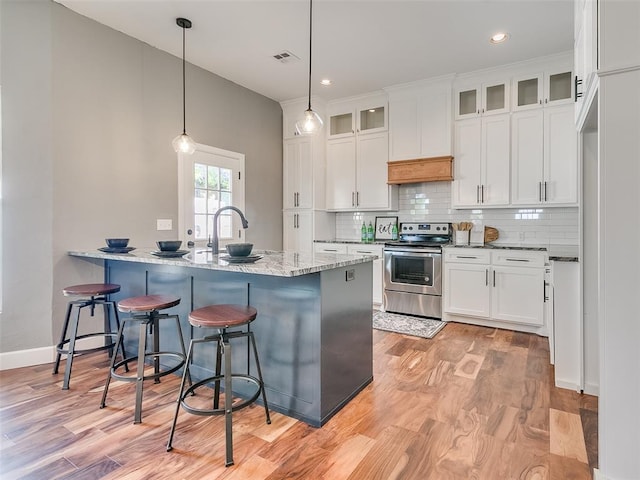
[512,69,573,111]
[452,114,510,208]
[283,138,313,210]
[454,80,510,120]
[574,0,598,126]
[511,104,577,205]
[328,94,387,139]
[326,93,397,211]
[386,79,453,161]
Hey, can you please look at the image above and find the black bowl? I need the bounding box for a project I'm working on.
[156,240,182,252]
[225,243,253,257]
[106,238,129,248]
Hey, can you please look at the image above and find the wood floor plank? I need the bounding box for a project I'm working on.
[549,408,589,463]
[0,323,597,479]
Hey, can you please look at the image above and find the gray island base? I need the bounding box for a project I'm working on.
[69,249,375,427]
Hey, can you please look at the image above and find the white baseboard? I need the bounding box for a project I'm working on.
[593,468,611,480]
[0,337,107,371]
[554,378,582,393]
[0,345,55,370]
[583,382,600,396]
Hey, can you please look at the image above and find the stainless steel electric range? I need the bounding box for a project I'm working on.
[383,222,451,319]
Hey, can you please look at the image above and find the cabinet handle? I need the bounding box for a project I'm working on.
[539,182,543,202]
[476,185,480,203]
[544,281,548,302]
[544,181,548,202]
[539,99,542,105]
[574,76,583,101]
[506,258,530,262]
[356,191,360,206]
[295,213,298,228]
[352,192,355,207]
[486,268,489,286]
[493,269,496,287]
[325,249,338,252]
[481,185,485,203]
[456,255,478,259]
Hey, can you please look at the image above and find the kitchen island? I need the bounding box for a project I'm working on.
[68,248,375,427]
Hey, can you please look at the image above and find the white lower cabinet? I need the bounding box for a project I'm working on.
[283,211,313,254]
[314,243,383,305]
[443,248,547,333]
[347,244,383,305]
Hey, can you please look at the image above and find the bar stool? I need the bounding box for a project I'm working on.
[166,304,271,467]
[53,283,126,390]
[100,294,189,424]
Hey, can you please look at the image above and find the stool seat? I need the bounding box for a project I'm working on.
[63,283,120,297]
[189,305,257,329]
[118,294,180,313]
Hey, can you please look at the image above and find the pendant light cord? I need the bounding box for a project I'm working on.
[182,24,187,135]
[307,0,313,111]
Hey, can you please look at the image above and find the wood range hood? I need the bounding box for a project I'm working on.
[387,156,453,184]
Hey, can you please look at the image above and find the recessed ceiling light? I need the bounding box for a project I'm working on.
[490,32,509,44]
[320,79,332,86]
[369,109,376,113]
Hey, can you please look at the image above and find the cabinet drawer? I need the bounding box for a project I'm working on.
[314,243,348,254]
[491,250,546,267]
[444,248,491,264]
[347,245,383,257]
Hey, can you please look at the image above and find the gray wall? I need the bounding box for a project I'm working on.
[0,0,283,354]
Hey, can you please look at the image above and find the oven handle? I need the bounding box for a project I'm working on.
[384,247,442,255]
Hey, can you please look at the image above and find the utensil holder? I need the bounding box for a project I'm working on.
[455,230,470,245]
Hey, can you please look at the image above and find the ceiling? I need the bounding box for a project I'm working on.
[54,0,574,103]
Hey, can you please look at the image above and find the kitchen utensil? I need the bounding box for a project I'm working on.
[105,238,129,248]
[225,243,253,257]
[484,227,499,243]
[156,240,182,252]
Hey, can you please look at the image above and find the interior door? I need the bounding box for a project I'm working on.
[179,145,245,249]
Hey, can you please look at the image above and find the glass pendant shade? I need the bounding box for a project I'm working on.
[172,132,196,154]
[295,108,324,136]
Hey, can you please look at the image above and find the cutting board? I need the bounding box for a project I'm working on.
[484,227,499,243]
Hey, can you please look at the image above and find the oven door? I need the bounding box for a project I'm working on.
[384,248,442,296]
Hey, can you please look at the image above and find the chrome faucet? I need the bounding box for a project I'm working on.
[209,206,249,255]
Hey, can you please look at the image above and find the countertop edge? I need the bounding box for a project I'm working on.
[68,249,376,277]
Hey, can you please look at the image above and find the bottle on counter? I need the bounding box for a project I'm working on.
[391,223,398,241]
[367,221,374,243]
[361,222,367,243]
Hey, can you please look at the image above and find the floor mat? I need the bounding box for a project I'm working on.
[373,310,446,339]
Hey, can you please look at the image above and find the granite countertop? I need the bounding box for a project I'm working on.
[314,239,387,246]
[68,248,376,277]
[445,243,579,262]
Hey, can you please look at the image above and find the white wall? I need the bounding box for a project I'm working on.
[597,1,640,478]
[0,0,283,360]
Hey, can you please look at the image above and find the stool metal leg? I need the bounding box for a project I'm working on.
[134,319,149,424]
[213,336,223,410]
[61,305,82,390]
[100,317,127,409]
[172,315,192,387]
[248,332,271,424]
[53,302,74,375]
[166,338,196,451]
[223,336,234,467]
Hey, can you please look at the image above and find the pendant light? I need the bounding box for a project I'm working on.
[295,0,323,136]
[172,17,196,155]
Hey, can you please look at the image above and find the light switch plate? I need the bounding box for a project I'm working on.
[157,219,173,231]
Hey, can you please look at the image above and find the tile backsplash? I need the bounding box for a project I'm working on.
[335,182,579,245]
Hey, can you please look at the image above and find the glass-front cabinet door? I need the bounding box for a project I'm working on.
[455,81,508,119]
[358,105,386,134]
[328,111,354,138]
[512,70,573,111]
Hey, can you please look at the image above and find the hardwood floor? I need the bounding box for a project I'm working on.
[0,322,597,479]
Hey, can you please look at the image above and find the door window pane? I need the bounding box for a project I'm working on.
[194,163,233,240]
